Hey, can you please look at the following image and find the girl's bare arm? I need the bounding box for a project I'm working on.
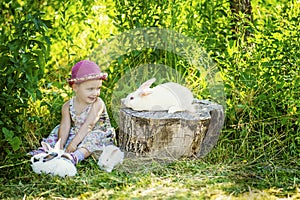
[58,101,71,149]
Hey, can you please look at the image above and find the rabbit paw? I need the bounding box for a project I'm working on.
[168,105,182,113]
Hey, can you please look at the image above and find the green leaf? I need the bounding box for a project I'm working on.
[10,137,22,151]
[2,127,13,140]
[2,127,22,151]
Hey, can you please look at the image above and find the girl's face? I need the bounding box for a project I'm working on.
[73,79,102,104]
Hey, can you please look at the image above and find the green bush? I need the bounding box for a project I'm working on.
[0,1,51,158]
[109,0,300,162]
[216,1,300,160]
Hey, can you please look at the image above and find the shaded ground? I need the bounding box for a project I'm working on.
[1,155,299,199]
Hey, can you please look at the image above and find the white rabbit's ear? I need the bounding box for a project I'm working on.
[138,88,153,97]
[41,142,51,151]
[138,78,156,90]
[54,138,61,150]
[111,149,119,156]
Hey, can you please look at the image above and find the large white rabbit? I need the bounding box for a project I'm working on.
[98,145,124,172]
[124,78,195,113]
[30,139,77,177]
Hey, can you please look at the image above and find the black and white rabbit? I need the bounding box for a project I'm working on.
[30,139,77,177]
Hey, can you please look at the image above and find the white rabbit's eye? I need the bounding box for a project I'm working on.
[130,96,134,100]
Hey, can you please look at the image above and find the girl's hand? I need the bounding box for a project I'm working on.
[66,142,77,153]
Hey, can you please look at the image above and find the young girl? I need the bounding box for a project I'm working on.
[30,60,115,165]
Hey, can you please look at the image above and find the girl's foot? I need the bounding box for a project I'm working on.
[27,147,46,156]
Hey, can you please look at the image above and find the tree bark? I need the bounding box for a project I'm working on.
[230,0,253,39]
[118,99,224,160]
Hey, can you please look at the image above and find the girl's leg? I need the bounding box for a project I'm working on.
[69,130,114,164]
[70,148,91,165]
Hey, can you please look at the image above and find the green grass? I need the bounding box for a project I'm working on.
[1,148,299,199]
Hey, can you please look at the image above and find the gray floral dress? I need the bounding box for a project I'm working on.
[31,97,115,154]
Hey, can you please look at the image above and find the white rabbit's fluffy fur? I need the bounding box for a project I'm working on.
[30,139,77,177]
[124,78,195,113]
[98,145,124,172]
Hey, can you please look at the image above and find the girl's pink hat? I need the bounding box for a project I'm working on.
[67,60,107,86]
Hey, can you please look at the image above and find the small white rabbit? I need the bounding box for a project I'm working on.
[124,78,195,113]
[30,139,77,177]
[98,145,124,172]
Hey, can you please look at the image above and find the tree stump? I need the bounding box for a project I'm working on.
[118,99,224,160]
